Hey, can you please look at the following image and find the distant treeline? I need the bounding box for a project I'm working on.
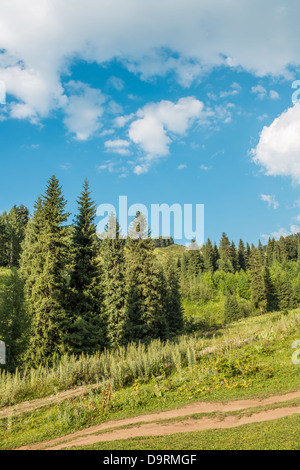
[179,232,300,327]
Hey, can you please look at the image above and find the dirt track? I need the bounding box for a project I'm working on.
[16,389,300,450]
[0,384,101,419]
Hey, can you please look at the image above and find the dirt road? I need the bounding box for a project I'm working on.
[17,389,300,450]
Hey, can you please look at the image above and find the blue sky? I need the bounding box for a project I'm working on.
[1,1,300,246]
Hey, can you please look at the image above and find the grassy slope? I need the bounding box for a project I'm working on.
[72,414,300,450]
[1,309,299,449]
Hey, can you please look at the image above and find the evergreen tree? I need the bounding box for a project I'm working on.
[224,293,241,324]
[101,213,127,348]
[0,269,29,371]
[263,266,278,312]
[257,240,265,266]
[67,180,106,354]
[218,233,234,272]
[249,249,266,314]
[213,242,220,269]
[0,214,8,266]
[265,238,274,267]
[237,239,246,271]
[231,241,238,272]
[20,176,70,366]
[276,272,295,311]
[124,212,167,343]
[245,242,251,270]
[6,205,30,268]
[163,257,184,336]
[203,238,215,272]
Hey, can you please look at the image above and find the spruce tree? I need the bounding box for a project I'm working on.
[7,205,30,268]
[67,180,106,354]
[218,233,234,272]
[0,269,29,371]
[20,176,70,366]
[124,212,167,343]
[101,213,127,348]
[224,292,241,324]
[237,239,246,271]
[203,238,215,272]
[266,238,275,267]
[249,249,266,313]
[263,266,278,312]
[163,257,184,336]
[0,214,8,266]
[276,272,295,311]
[231,241,238,272]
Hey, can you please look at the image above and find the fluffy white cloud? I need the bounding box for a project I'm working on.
[1,0,300,122]
[128,97,204,173]
[260,194,279,209]
[252,104,300,183]
[252,85,267,99]
[63,81,105,140]
[252,85,280,100]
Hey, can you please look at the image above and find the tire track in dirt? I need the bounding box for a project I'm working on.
[42,406,300,450]
[17,389,300,450]
[0,384,101,419]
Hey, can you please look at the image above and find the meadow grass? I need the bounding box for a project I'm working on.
[0,309,299,449]
[71,414,300,450]
[1,309,299,408]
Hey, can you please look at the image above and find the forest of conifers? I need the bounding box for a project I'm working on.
[0,175,299,372]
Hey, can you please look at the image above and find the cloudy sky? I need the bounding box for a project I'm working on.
[1,0,300,244]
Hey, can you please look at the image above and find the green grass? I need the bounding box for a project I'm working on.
[71,414,300,450]
[1,310,299,449]
[153,244,186,265]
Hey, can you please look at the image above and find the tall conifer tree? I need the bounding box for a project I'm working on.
[67,180,106,354]
[124,212,167,343]
[20,176,70,366]
[101,213,127,348]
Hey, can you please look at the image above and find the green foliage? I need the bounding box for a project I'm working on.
[124,213,168,343]
[0,269,30,371]
[0,205,29,268]
[101,213,127,348]
[20,176,70,366]
[224,293,242,324]
[66,180,106,354]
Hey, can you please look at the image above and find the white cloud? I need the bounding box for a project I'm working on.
[252,85,280,101]
[63,81,105,140]
[251,85,267,99]
[200,164,211,171]
[114,114,135,128]
[260,194,279,209]
[107,76,125,91]
[270,90,280,100]
[128,97,204,173]
[1,0,300,124]
[220,82,241,99]
[178,164,187,170]
[252,104,300,183]
[104,139,131,155]
[261,224,300,240]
